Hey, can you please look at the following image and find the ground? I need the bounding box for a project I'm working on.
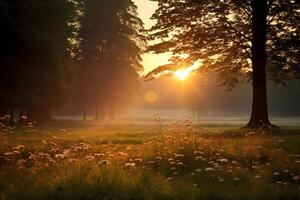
[0,120,299,200]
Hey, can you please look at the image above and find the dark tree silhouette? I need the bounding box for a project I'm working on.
[0,0,75,123]
[146,0,300,128]
[74,0,145,120]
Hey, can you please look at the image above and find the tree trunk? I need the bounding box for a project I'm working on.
[10,107,14,126]
[109,104,115,121]
[108,96,115,121]
[0,106,5,116]
[246,0,276,128]
[95,104,99,120]
[95,103,104,120]
[39,106,52,122]
[83,102,87,121]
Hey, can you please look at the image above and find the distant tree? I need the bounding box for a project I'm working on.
[146,0,299,128]
[0,0,75,122]
[75,0,145,120]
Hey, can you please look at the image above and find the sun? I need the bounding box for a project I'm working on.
[173,69,190,80]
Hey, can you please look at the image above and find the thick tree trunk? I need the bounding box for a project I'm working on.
[246,0,276,128]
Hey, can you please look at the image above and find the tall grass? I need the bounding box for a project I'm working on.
[0,121,299,200]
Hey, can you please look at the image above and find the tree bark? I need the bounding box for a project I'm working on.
[246,0,276,128]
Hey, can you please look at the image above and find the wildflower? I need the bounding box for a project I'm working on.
[118,152,128,157]
[231,160,237,164]
[94,153,104,157]
[167,177,172,181]
[50,141,57,146]
[98,160,109,165]
[195,169,202,173]
[148,161,155,164]
[234,177,240,181]
[218,158,228,163]
[218,178,224,182]
[12,151,20,156]
[54,154,65,159]
[254,175,261,179]
[294,160,300,164]
[12,145,25,151]
[125,162,136,168]
[41,140,48,145]
[194,151,204,155]
[205,167,216,172]
[4,152,14,157]
[195,156,203,160]
[292,175,299,181]
[134,158,143,163]
[155,156,162,161]
[16,159,26,171]
[49,159,56,164]
[273,172,280,176]
[174,153,184,159]
[84,155,95,162]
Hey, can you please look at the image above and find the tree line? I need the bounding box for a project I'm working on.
[0,0,145,124]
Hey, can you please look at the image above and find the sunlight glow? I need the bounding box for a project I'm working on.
[174,69,190,80]
[173,62,202,81]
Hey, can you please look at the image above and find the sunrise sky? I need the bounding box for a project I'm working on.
[134,0,171,74]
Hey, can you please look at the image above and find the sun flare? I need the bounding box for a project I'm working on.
[174,69,190,80]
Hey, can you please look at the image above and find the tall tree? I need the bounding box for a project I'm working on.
[146,0,300,128]
[74,0,145,120]
[0,0,75,122]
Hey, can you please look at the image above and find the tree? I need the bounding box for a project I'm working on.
[146,0,300,128]
[0,0,75,122]
[74,0,145,120]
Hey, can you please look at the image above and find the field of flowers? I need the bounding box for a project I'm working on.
[0,119,300,200]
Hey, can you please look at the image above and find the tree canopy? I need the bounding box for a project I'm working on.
[73,0,145,119]
[146,0,299,87]
[0,0,75,122]
[146,0,300,127]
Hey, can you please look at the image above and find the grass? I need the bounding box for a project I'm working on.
[0,120,299,200]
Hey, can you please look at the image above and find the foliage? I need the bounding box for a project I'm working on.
[146,0,300,88]
[0,0,75,120]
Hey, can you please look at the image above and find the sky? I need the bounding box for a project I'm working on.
[133,0,171,74]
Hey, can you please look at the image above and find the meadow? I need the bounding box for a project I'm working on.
[0,118,299,200]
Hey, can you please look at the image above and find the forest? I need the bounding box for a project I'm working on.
[0,0,299,200]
